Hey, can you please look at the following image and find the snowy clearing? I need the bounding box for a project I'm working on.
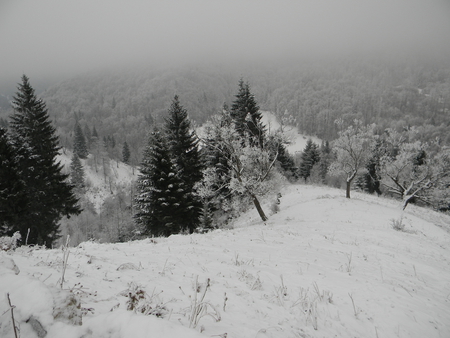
[261,111,321,155]
[1,185,450,338]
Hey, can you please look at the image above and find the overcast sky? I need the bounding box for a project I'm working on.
[1,0,450,87]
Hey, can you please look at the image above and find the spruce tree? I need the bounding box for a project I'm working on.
[83,124,92,149]
[73,122,88,159]
[70,153,85,192]
[134,128,187,236]
[0,127,27,235]
[230,79,266,147]
[164,96,203,233]
[356,140,382,195]
[9,75,81,246]
[299,139,320,181]
[200,109,234,225]
[122,141,131,164]
[266,134,297,181]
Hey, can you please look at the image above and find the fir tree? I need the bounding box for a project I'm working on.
[0,127,27,235]
[134,128,187,236]
[73,122,88,159]
[122,141,131,164]
[356,140,382,195]
[199,109,234,225]
[267,134,297,181]
[70,153,85,192]
[9,75,81,246]
[164,96,203,233]
[83,124,92,149]
[299,139,320,181]
[92,126,99,139]
[230,79,266,148]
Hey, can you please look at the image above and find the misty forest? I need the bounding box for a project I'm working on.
[1,1,450,337]
[1,57,449,246]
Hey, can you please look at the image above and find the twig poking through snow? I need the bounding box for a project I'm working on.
[6,293,19,338]
[348,293,359,318]
[59,235,70,289]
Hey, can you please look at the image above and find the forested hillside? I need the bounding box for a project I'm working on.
[1,56,449,165]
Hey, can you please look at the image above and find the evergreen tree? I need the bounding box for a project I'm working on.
[164,96,203,232]
[0,118,8,128]
[73,122,88,159]
[230,79,266,148]
[267,134,297,181]
[70,153,85,192]
[92,126,99,139]
[83,124,92,150]
[134,128,187,236]
[299,139,320,181]
[356,140,382,195]
[122,141,131,164]
[199,109,235,226]
[0,127,27,235]
[9,75,81,246]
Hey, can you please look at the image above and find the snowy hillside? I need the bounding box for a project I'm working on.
[261,111,321,154]
[1,185,449,338]
[58,150,137,212]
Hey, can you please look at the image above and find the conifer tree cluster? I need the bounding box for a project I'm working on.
[134,96,203,236]
[0,76,81,246]
[199,80,291,224]
[122,141,131,164]
[73,122,88,159]
[299,139,320,182]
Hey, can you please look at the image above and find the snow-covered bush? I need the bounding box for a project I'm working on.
[0,231,21,251]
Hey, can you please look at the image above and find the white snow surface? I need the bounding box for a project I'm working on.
[260,111,321,154]
[57,150,137,212]
[1,185,450,338]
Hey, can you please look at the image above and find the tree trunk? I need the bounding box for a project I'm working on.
[346,180,351,198]
[346,171,357,199]
[251,194,268,222]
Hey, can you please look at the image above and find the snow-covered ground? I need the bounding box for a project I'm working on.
[57,150,137,212]
[261,111,321,154]
[1,184,450,338]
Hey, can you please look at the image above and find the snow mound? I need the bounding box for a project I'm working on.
[1,184,449,337]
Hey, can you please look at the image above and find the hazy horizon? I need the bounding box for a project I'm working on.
[1,0,450,91]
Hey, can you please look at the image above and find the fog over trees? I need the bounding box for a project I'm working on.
[1,0,449,87]
[1,1,450,244]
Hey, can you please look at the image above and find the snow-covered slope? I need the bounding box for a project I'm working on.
[1,185,449,338]
[261,111,321,154]
[58,150,137,212]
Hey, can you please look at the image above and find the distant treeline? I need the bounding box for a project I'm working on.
[1,56,449,164]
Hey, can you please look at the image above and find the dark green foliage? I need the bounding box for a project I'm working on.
[266,134,297,181]
[164,96,203,232]
[92,126,99,138]
[134,128,187,236]
[70,153,85,191]
[0,118,8,128]
[356,140,382,195]
[73,122,88,159]
[122,141,131,164]
[299,139,320,181]
[0,127,27,235]
[230,79,266,148]
[7,75,81,247]
[83,124,92,149]
[413,149,427,166]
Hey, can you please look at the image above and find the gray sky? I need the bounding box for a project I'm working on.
[1,0,450,86]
